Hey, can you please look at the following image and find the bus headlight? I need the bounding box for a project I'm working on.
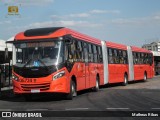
[53,71,65,80]
[12,74,19,81]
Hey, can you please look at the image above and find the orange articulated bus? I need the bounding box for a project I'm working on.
[7,27,154,100]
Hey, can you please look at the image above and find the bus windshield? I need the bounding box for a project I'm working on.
[14,41,64,67]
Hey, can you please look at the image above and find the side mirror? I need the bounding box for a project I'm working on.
[5,48,9,62]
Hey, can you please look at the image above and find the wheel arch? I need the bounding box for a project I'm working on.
[71,75,77,89]
[96,73,100,84]
[124,72,128,78]
[144,71,147,76]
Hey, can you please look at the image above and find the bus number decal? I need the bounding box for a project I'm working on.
[19,78,37,83]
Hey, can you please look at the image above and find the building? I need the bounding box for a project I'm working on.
[142,41,160,51]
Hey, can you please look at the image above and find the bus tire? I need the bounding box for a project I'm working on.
[66,80,77,100]
[143,72,147,82]
[122,74,128,86]
[93,76,99,92]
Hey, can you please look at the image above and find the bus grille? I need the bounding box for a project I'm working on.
[21,83,50,91]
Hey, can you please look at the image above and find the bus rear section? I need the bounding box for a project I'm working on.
[103,42,154,84]
[130,46,154,81]
[128,46,154,81]
[105,42,129,85]
[10,27,103,100]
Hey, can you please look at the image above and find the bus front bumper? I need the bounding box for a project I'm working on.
[13,77,69,94]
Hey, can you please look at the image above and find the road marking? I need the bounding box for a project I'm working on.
[65,108,89,110]
[0,109,12,111]
[151,108,160,110]
[106,108,129,110]
[26,109,49,111]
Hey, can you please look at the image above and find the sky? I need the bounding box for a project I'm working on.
[0,0,160,47]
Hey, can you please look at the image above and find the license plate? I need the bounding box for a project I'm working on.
[31,89,40,93]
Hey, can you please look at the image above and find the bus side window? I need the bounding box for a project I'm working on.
[133,52,137,64]
[88,44,93,62]
[98,46,103,63]
[93,45,97,63]
[123,50,128,64]
[140,53,143,64]
[144,53,147,64]
[96,46,99,62]
[100,47,103,63]
[113,49,119,64]
[112,49,115,63]
[83,42,88,63]
[68,40,76,62]
[141,53,144,64]
[77,41,83,62]
[135,52,138,64]
[139,53,141,64]
[149,53,153,65]
[65,44,69,61]
[108,48,113,64]
[118,50,123,64]
[147,53,150,64]
[137,53,141,64]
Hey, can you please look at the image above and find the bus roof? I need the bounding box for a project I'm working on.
[131,46,151,53]
[106,41,127,50]
[15,27,101,45]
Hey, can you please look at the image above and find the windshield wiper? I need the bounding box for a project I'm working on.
[22,58,50,72]
[38,59,50,72]
[23,59,32,68]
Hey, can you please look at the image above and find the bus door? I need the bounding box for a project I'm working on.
[133,52,141,80]
[108,48,115,83]
[83,43,90,89]
[88,44,96,88]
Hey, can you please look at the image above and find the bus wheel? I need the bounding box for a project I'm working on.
[143,72,147,82]
[122,74,128,86]
[93,76,99,92]
[66,81,77,100]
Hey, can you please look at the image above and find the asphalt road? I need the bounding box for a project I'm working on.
[0,76,160,120]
